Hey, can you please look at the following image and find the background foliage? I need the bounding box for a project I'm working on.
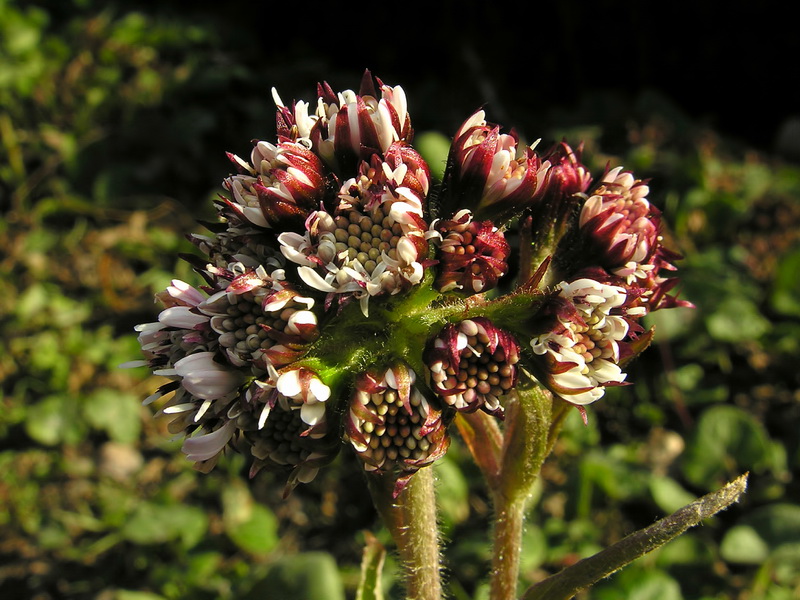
[1,1,798,598]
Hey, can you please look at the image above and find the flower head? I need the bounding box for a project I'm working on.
[579,167,659,280]
[278,154,429,315]
[345,365,450,483]
[242,377,339,496]
[222,139,328,230]
[200,266,319,368]
[133,72,690,493]
[576,166,691,313]
[299,71,412,173]
[530,278,630,405]
[433,209,510,294]
[425,318,520,416]
[441,110,551,222]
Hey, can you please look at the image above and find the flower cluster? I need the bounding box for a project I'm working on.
[132,72,689,493]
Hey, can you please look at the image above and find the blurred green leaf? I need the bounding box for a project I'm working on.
[121,501,207,549]
[434,454,470,531]
[83,388,142,443]
[249,553,345,600]
[594,567,684,600]
[115,592,167,600]
[706,296,771,342]
[356,532,385,600]
[682,405,775,489]
[649,476,696,514]
[720,525,769,564]
[655,533,714,568]
[25,394,86,446]
[739,504,800,549]
[519,524,547,574]
[415,131,451,181]
[222,480,278,555]
[770,245,800,317]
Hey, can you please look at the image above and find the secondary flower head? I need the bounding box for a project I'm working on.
[345,365,450,489]
[243,376,340,495]
[579,166,660,281]
[278,152,429,315]
[295,71,412,174]
[433,209,510,294]
[222,139,328,231]
[542,141,593,202]
[201,269,319,368]
[442,110,551,222]
[530,278,631,405]
[425,318,520,416]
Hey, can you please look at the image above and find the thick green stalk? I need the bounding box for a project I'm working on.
[368,469,441,600]
[489,495,527,600]
[489,384,554,600]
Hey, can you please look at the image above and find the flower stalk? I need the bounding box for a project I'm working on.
[368,469,441,600]
[489,384,555,600]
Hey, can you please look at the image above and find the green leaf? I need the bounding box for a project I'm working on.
[706,295,770,342]
[434,454,470,531]
[25,394,86,446]
[248,553,345,600]
[649,476,696,514]
[414,131,451,181]
[115,592,167,600]
[83,388,142,444]
[222,480,278,555]
[226,503,278,556]
[655,533,714,567]
[720,525,769,564]
[356,532,386,600]
[681,405,773,489]
[771,245,800,317]
[739,503,800,549]
[772,543,800,586]
[519,524,547,574]
[594,568,683,600]
[121,502,207,549]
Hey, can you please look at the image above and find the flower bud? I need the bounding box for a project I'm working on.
[579,166,659,279]
[308,72,412,173]
[541,141,592,202]
[222,139,327,230]
[441,110,550,222]
[577,167,691,313]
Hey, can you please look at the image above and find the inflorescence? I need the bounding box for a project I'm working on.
[131,71,690,495]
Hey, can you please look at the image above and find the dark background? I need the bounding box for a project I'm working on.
[36,0,797,155]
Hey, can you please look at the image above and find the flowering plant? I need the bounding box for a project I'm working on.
[131,71,745,599]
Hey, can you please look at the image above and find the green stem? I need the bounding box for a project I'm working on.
[489,495,527,600]
[368,469,441,600]
[488,385,554,600]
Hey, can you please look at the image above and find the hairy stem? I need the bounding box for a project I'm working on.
[521,474,749,600]
[490,495,527,600]
[368,469,441,600]
[489,385,553,600]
